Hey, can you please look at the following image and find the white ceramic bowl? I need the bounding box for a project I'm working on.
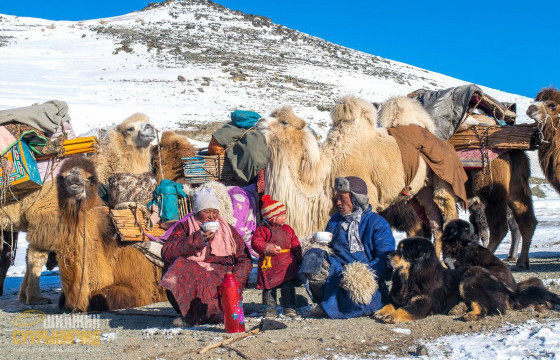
[202,221,220,232]
[314,231,333,244]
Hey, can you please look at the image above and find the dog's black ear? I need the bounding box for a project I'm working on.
[408,237,434,263]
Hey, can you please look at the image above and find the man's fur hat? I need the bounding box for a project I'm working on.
[334,176,369,210]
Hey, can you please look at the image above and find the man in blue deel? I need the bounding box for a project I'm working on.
[300,176,396,319]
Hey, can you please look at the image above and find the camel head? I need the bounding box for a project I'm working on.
[330,96,378,128]
[256,106,320,167]
[527,87,560,125]
[151,131,197,182]
[117,113,156,149]
[56,157,100,216]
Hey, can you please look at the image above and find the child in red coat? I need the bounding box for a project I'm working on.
[251,195,302,318]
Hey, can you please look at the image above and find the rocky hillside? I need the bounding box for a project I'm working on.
[0,0,534,141]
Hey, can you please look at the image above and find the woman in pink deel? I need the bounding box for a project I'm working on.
[159,187,252,326]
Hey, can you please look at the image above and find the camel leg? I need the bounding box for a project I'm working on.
[508,198,537,270]
[0,245,11,297]
[415,186,444,259]
[1,230,18,297]
[431,178,459,224]
[508,150,537,269]
[429,178,460,259]
[484,198,509,253]
[19,245,51,305]
[505,207,521,261]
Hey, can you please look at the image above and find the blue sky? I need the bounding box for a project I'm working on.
[1,0,558,98]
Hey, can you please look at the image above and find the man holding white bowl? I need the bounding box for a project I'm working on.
[300,176,396,319]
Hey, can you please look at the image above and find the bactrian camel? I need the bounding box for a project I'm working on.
[257,95,461,257]
[0,113,157,305]
[55,157,166,311]
[378,96,537,269]
[527,87,560,194]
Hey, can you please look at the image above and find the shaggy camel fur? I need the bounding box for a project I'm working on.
[378,96,437,134]
[56,157,166,311]
[93,113,156,183]
[0,179,63,304]
[527,87,560,194]
[257,96,459,257]
[151,131,197,183]
[0,114,157,304]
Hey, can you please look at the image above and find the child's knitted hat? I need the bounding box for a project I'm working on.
[261,194,286,222]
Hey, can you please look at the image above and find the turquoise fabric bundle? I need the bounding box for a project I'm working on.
[230,110,262,129]
[148,179,187,223]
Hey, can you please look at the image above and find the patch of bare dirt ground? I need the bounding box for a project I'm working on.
[175,121,226,143]
[1,256,559,360]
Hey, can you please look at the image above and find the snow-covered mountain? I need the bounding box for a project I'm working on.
[0,0,535,141]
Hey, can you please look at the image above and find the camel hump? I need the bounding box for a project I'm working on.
[331,95,377,126]
[378,96,436,134]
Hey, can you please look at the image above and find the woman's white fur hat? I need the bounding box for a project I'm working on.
[193,187,221,213]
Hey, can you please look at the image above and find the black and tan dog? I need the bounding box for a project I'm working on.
[374,237,560,323]
[442,219,560,309]
[374,237,511,323]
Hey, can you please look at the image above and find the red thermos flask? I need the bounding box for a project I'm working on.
[220,272,246,333]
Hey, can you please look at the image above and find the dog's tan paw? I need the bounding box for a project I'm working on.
[379,308,414,324]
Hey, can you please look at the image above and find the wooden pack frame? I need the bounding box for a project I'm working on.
[109,207,166,242]
[467,92,517,125]
[183,154,236,184]
[449,124,541,150]
[109,197,193,242]
[35,136,99,161]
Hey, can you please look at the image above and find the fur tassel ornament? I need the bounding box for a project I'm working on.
[340,262,378,305]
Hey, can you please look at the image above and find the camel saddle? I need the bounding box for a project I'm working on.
[387,125,468,208]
